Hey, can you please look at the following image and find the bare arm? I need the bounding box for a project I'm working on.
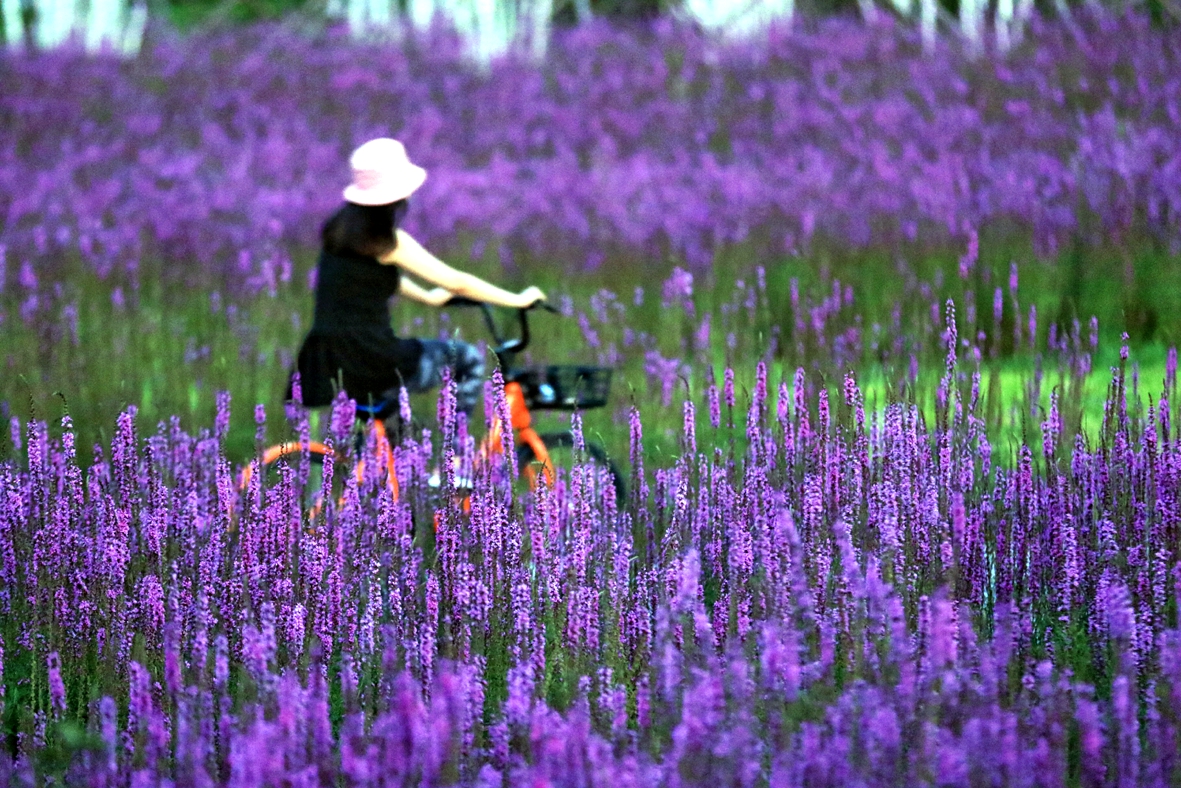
[398,275,452,307]
[380,230,544,309]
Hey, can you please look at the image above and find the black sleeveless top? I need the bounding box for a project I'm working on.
[291,249,423,407]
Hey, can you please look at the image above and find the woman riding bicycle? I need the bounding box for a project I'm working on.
[289,137,546,416]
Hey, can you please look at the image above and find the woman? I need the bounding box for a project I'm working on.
[290,137,545,416]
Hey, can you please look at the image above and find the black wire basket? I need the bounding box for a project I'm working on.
[512,365,613,410]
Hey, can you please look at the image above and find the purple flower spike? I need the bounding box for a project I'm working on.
[47,652,66,719]
[683,401,696,456]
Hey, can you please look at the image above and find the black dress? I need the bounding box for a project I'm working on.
[289,248,423,407]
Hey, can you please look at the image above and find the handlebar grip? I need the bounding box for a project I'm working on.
[530,300,560,314]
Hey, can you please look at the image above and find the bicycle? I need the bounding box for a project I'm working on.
[239,298,624,520]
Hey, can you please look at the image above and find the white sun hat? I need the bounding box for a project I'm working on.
[342,138,427,206]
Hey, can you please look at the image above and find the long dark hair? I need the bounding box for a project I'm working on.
[321,199,409,258]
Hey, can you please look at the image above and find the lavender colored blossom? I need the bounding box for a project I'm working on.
[707,376,721,429]
[3,13,1181,784]
[661,267,695,316]
[959,228,979,279]
[47,652,66,718]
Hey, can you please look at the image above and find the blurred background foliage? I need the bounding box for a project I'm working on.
[5,0,1174,38]
[155,0,1177,27]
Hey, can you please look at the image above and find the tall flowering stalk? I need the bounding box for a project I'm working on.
[4,301,1181,781]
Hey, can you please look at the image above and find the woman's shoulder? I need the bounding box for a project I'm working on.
[381,229,434,266]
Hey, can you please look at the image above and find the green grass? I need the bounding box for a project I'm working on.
[2,239,1179,470]
[162,0,321,29]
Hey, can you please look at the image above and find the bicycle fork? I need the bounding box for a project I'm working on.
[484,381,554,488]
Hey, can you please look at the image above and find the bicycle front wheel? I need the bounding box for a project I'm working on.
[247,442,331,519]
[516,431,625,508]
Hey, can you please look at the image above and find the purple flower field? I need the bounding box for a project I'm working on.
[3,330,1181,784]
[4,9,1181,785]
[1,11,1179,295]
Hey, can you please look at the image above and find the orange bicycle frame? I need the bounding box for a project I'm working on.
[485,381,554,490]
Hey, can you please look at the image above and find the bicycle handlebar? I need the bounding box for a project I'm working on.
[439,296,557,365]
[442,296,555,312]
[439,296,484,309]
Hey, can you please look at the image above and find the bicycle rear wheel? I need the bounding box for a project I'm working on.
[516,431,625,508]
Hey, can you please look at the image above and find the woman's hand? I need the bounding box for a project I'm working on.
[397,276,455,307]
[516,286,547,308]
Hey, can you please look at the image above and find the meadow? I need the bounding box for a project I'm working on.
[3,10,1181,785]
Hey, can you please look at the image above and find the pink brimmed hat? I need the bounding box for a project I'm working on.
[342,138,427,206]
